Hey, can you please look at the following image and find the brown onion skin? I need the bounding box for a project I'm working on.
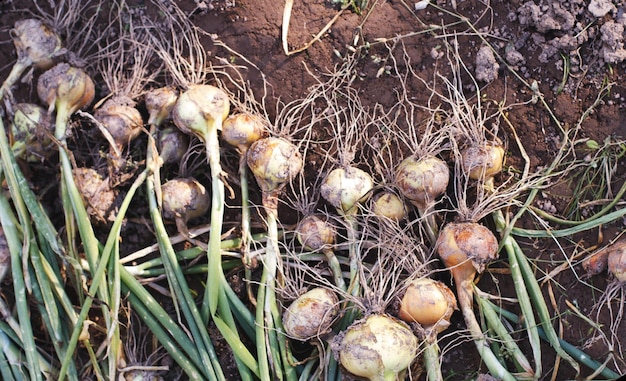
[398,277,457,334]
[436,222,499,276]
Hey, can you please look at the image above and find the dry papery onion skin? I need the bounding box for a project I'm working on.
[398,277,457,334]
[394,156,450,207]
[94,96,144,149]
[337,314,419,381]
[296,214,336,252]
[222,113,267,151]
[320,166,374,215]
[172,84,230,138]
[282,288,339,341]
[11,103,55,162]
[37,63,95,115]
[161,177,210,223]
[12,19,62,69]
[73,167,118,223]
[436,222,499,274]
[246,137,303,194]
[371,191,407,221]
[461,143,505,180]
[607,241,626,282]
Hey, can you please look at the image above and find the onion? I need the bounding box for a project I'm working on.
[282,288,339,341]
[398,277,457,334]
[37,63,95,137]
[320,166,374,216]
[73,167,118,223]
[296,214,336,252]
[436,222,499,276]
[157,126,189,165]
[607,241,626,282]
[161,177,209,224]
[172,84,229,140]
[394,155,449,210]
[11,19,62,69]
[461,143,504,181]
[94,96,144,151]
[371,191,407,221]
[11,103,55,162]
[222,113,267,152]
[336,314,418,381]
[246,137,303,201]
[145,87,178,126]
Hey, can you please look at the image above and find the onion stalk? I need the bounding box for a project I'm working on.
[395,155,449,244]
[336,314,418,381]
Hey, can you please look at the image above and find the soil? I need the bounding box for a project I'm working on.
[1,0,626,380]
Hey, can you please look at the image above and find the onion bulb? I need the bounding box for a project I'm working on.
[436,222,499,276]
[398,277,457,334]
[282,288,339,340]
[172,84,230,139]
[461,143,504,181]
[73,167,118,223]
[145,87,178,126]
[11,19,62,69]
[320,166,374,215]
[37,63,95,122]
[157,126,189,165]
[336,314,418,381]
[222,113,267,152]
[11,103,55,162]
[94,96,144,151]
[607,241,626,282]
[246,137,303,196]
[371,191,407,221]
[161,177,209,223]
[394,155,449,210]
[296,214,336,252]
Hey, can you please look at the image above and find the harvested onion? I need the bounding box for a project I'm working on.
[320,166,374,216]
[11,19,62,70]
[398,277,457,334]
[11,103,55,162]
[337,314,418,381]
[371,191,407,221]
[296,214,336,252]
[394,155,449,210]
[461,142,504,182]
[145,87,178,126]
[94,96,144,151]
[222,113,267,152]
[282,288,339,341]
[161,177,209,224]
[157,126,189,165]
[172,84,230,140]
[607,241,626,282]
[73,168,118,223]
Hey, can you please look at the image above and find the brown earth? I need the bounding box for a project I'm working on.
[1,0,626,380]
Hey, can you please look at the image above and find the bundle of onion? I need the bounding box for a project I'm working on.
[0,19,62,100]
[336,314,419,381]
[296,214,345,290]
[246,136,303,379]
[10,103,55,162]
[398,277,457,381]
[161,177,210,236]
[371,190,407,222]
[282,287,339,341]
[395,155,449,243]
[436,222,516,381]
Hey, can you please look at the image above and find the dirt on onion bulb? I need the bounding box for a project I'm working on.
[11,19,62,70]
[222,113,267,153]
[73,167,118,224]
[283,288,339,341]
[399,277,457,335]
[95,96,144,151]
[336,314,418,381]
[157,126,189,165]
[436,222,499,277]
[461,142,505,182]
[161,177,210,224]
[394,155,449,210]
[11,103,55,162]
[320,166,374,216]
[172,84,230,140]
[296,214,336,252]
[371,191,407,221]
